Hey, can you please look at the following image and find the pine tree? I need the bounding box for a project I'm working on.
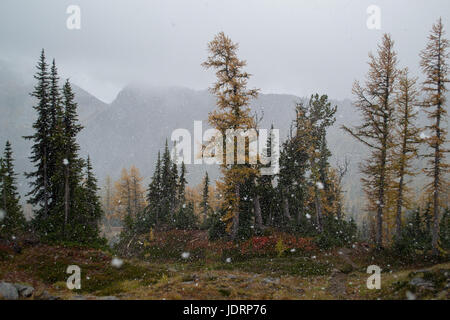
[161,140,177,225]
[392,68,421,239]
[306,94,337,232]
[178,161,187,208]
[24,50,51,233]
[78,156,103,242]
[202,32,259,240]
[200,171,211,222]
[0,141,26,237]
[258,125,277,227]
[419,18,449,255]
[342,34,398,248]
[146,151,163,228]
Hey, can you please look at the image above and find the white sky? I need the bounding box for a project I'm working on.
[0,0,448,102]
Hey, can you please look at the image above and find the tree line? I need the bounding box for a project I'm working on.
[0,50,104,244]
[117,19,449,256]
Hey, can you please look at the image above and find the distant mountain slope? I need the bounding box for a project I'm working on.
[1,63,447,222]
[0,61,108,197]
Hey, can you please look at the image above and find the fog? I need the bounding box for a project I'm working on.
[0,0,448,102]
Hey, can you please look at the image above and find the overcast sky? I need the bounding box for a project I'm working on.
[0,0,448,102]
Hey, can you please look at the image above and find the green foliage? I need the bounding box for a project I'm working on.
[393,208,432,256]
[175,201,198,230]
[440,208,450,250]
[314,216,358,249]
[0,141,26,238]
[208,210,227,241]
[23,52,103,246]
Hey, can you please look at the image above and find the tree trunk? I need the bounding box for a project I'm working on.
[231,183,240,241]
[395,175,404,239]
[64,165,69,235]
[282,197,291,220]
[253,194,263,232]
[2,176,6,212]
[337,201,342,220]
[315,188,323,233]
[43,147,48,217]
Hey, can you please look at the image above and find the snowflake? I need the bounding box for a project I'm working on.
[306,213,311,219]
[406,291,416,300]
[316,182,324,190]
[225,257,232,263]
[111,257,123,268]
[181,252,190,259]
[63,159,69,165]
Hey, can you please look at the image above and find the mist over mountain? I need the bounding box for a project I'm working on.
[2,62,446,219]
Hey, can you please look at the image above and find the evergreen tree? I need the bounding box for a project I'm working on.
[440,208,450,250]
[175,201,198,230]
[419,18,449,255]
[77,156,103,243]
[200,171,211,222]
[0,141,26,237]
[145,151,163,228]
[257,125,278,227]
[24,50,51,234]
[177,161,187,208]
[161,140,177,225]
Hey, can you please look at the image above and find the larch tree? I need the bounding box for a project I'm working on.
[202,32,259,240]
[392,68,421,239]
[419,18,449,255]
[342,34,398,248]
[129,165,145,217]
[114,168,132,229]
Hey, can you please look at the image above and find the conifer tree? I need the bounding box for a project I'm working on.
[114,168,132,229]
[342,34,398,248]
[24,50,51,233]
[392,68,421,239]
[62,80,84,230]
[419,18,449,255]
[258,125,277,226]
[129,165,145,217]
[146,151,163,228]
[161,140,177,225]
[0,141,26,237]
[200,171,211,221]
[78,156,103,242]
[202,32,259,240]
[178,161,187,207]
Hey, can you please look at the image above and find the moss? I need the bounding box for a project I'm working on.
[218,288,231,297]
[214,257,331,277]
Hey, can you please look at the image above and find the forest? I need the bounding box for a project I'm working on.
[0,18,449,301]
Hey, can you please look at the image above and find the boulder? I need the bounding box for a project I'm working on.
[409,277,434,291]
[0,282,19,300]
[13,283,34,298]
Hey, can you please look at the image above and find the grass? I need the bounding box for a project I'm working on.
[0,242,448,300]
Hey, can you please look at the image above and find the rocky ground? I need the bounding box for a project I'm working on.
[0,243,448,300]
